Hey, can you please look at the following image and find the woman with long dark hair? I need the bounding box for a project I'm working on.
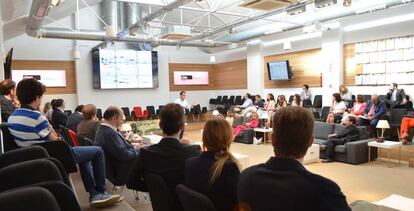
[326,93,346,123]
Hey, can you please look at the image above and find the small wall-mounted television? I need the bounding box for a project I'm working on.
[267,60,292,80]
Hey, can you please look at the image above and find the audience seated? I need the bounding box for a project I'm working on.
[237,107,350,211]
[7,79,121,207]
[185,118,240,211]
[324,116,359,163]
[233,112,259,140]
[326,93,347,123]
[386,83,407,109]
[95,106,140,162]
[300,84,312,107]
[127,103,201,210]
[339,85,353,101]
[66,105,84,132]
[264,93,276,111]
[341,94,366,124]
[276,95,288,109]
[0,79,17,122]
[291,94,303,107]
[254,95,264,108]
[77,104,101,141]
[51,99,68,130]
[236,93,253,110]
[43,102,52,121]
[358,94,386,137]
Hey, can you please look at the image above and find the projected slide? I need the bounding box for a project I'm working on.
[12,70,67,87]
[173,71,209,85]
[96,49,156,89]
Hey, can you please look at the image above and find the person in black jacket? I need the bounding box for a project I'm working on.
[185,118,240,211]
[324,116,359,163]
[66,105,83,132]
[386,82,407,109]
[51,99,67,130]
[127,103,201,210]
[95,106,140,162]
[238,107,350,211]
[0,79,17,122]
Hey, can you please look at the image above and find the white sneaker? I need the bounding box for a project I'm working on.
[253,137,262,145]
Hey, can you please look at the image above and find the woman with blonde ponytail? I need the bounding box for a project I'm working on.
[185,118,240,211]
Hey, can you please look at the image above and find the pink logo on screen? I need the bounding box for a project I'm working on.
[173,71,209,85]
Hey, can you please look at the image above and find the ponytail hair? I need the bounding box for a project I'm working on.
[202,118,240,185]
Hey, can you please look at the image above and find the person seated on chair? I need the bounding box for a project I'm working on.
[254,95,264,108]
[0,79,18,122]
[66,104,83,132]
[341,95,366,124]
[235,93,253,110]
[323,116,359,163]
[127,103,201,210]
[233,112,259,140]
[386,82,407,109]
[185,118,240,211]
[276,95,288,110]
[237,107,350,211]
[7,78,121,207]
[399,117,414,144]
[43,102,53,121]
[339,85,352,101]
[95,106,140,162]
[291,94,303,107]
[51,99,67,130]
[358,94,386,138]
[77,104,101,142]
[300,84,312,107]
[175,91,196,112]
[326,93,347,124]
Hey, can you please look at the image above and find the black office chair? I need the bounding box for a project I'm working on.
[146,106,157,119]
[227,96,235,105]
[64,110,72,116]
[121,107,132,121]
[1,123,77,174]
[363,95,371,103]
[317,106,331,122]
[389,108,406,139]
[288,95,294,105]
[221,96,228,105]
[234,95,242,105]
[176,184,217,211]
[313,95,323,109]
[0,187,61,211]
[145,173,176,211]
[96,108,103,120]
[190,104,202,122]
[215,96,222,105]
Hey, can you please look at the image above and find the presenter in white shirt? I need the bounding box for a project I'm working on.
[174,91,196,110]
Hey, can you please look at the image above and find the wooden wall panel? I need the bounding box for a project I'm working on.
[11,60,76,94]
[264,48,322,88]
[213,59,247,90]
[169,60,247,91]
[343,44,357,86]
[169,63,214,91]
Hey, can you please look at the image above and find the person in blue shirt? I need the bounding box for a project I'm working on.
[254,95,264,108]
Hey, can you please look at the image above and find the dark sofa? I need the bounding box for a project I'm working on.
[313,121,378,164]
[232,116,260,144]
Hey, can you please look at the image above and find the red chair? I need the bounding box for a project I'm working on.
[142,110,149,120]
[133,106,144,120]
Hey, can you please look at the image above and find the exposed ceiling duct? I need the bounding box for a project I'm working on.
[25,0,226,48]
[128,0,193,36]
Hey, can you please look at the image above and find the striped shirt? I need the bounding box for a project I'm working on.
[8,108,51,147]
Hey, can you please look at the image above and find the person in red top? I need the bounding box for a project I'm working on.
[233,112,259,139]
[341,94,367,124]
[400,118,414,144]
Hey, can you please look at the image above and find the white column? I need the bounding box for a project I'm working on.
[321,27,344,106]
[246,40,264,94]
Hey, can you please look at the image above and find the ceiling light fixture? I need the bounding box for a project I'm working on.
[264,27,284,35]
[263,31,322,47]
[50,0,64,6]
[315,0,337,8]
[246,39,261,45]
[283,40,292,50]
[344,12,414,31]
[210,55,216,63]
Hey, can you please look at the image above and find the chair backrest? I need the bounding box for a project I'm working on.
[142,109,149,118]
[321,106,331,121]
[363,95,371,103]
[176,184,217,211]
[146,106,156,116]
[216,96,222,101]
[58,126,76,147]
[390,108,406,126]
[288,95,294,104]
[228,96,235,104]
[0,123,19,152]
[145,173,175,211]
[313,95,323,108]
[121,107,131,117]
[133,106,143,118]
[96,109,103,120]
[235,96,242,104]
[103,150,133,186]
[378,95,387,101]
[221,96,228,104]
[64,110,72,116]
[0,187,61,211]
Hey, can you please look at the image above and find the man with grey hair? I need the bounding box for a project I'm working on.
[358,94,386,137]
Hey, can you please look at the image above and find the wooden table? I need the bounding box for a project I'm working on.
[368,141,402,167]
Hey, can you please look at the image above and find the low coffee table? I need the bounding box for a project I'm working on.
[254,128,273,143]
[368,141,402,167]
